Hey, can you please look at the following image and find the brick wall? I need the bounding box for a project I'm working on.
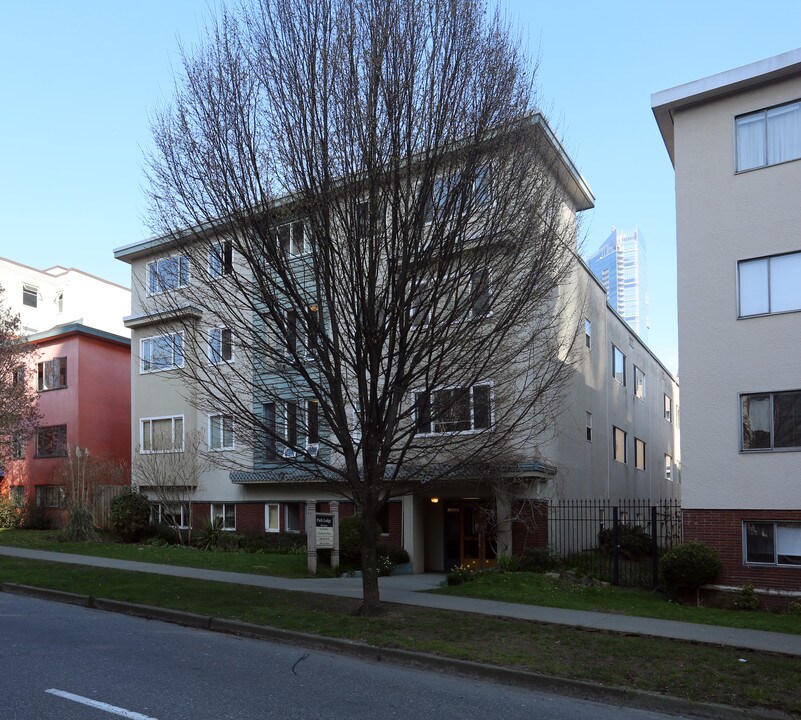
[236,503,265,533]
[191,503,210,528]
[386,502,402,546]
[685,508,801,592]
[511,500,548,555]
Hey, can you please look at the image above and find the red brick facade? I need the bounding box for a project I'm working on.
[684,509,801,593]
[511,500,549,555]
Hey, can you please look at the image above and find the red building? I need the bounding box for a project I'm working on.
[4,323,131,520]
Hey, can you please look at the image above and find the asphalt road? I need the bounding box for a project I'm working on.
[0,594,688,720]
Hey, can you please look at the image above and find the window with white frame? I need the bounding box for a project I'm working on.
[147,255,189,294]
[280,399,300,457]
[35,425,67,457]
[612,345,626,386]
[664,454,672,481]
[634,366,645,401]
[634,438,646,471]
[738,251,801,317]
[208,327,233,364]
[612,426,626,463]
[744,521,801,566]
[156,503,190,529]
[741,390,801,450]
[209,414,234,451]
[265,503,280,532]
[736,100,801,172]
[586,412,592,442]
[37,357,67,391]
[22,283,38,308]
[209,240,233,278]
[276,220,308,256]
[211,503,236,531]
[663,394,672,422]
[141,333,184,373]
[584,319,591,350]
[415,384,492,434]
[140,416,184,453]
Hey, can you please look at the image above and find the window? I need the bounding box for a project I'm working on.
[285,306,319,361]
[634,438,646,471]
[140,416,184,453]
[147,255,189,294]
[634,366,645,401]
[307,399,319,454]
[209,240,233,278]
[11,434,24,459]
[584,319,591,349]
[612,426,627,463]
[467,268,492,317]
[209,328,233,364]
[10,486,24,506]
[738,251,801,317]
[473,165,492,206]
[155,504,190,529]
[736,100,801,172]
[211,503,236,531]
[56,291,63,313]
[663,394,672,422]
[280,399,299,457]
[664,454,672,481]
[377,504,390,536]
[415,384,492,434]
[744,522,801,566]
[612,345,626,386]
[264,402,277,461]
[586,412,592,442]
[35,485,64,509]
[35,425,67,457]
[285,503,301,533]
[276,220,308,256]
[741,390,801,450]
[209,414,234,450]
[37,357,67,391]
[22,284,38,308]
[355,200,386,240]
[141,333,184,373]
[265,503,280,532]
[12,365,25,385]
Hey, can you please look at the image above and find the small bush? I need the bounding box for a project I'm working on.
[0,496,23,529]
[660,541,722,593]
[787,602,801,616]
[447,564,476,586]
[20,501,52,530]
[240,532,306,554]
[598,525,652,560]
[376,543,409,566]
[519,545,560,573]
[110,492,151,542]
[377,554,395,576]
[60,502,99,542]
[496,554,521,572]
[732,582,760,611]
[195,517,239,551]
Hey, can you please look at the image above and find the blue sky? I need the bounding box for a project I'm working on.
[3,1,801,373]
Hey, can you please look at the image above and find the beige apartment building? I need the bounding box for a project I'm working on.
[653,49,801,597]
[115,115,678,572]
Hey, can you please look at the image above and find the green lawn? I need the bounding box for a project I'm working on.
[0,529,309,578]
[1,555,800,717]
[435,570,801,635]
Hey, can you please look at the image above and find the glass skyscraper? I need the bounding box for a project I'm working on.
[586,228,649,340]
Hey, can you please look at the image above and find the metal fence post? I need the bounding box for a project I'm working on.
[650,504,659,590]
[612,506,620,586]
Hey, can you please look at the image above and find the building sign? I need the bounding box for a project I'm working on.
[315,513,334,549]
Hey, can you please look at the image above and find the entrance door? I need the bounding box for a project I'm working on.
[442,502,496,570]
[443,504,461,571]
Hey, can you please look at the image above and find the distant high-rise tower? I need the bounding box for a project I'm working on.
[586,228,649,340]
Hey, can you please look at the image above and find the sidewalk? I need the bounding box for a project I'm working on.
[2,545,801,658]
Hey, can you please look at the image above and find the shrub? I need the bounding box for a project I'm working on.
[110,491,151,542]
[496,554,521,572]
[195,517,240,551]
[519,545,560,573]
[60,502,98,542]
[447,564,476,586]
[376,543,409,565]
[338,515,361,566]
[20,501,52,530]
[660,541,722,593]
[240,531,306,554]
[0,496,22,529]
[787,602,801,616]
[377,554,395,576]
[732,582,760,611]
[598,525,652,560]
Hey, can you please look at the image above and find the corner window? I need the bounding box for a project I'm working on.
[744,521,801,566]
[209,328,233,364]
[612,345,626,386]
[612,426,627,464]
[415,384,492,434]
[209,414,234,451]
[141,333,184,373]
[584,319,591,350]
[140,415,184,453]
[663,394,672,422]
[741,390,801,450]
[634,366,645,401]
[265,503,280,532]
[211,503,236,531]
[738,251,801,317]
[22,284,38,308]
[37,357,67,391]
[664,454,672,481]
[209,240,233,278]
[736,100,801,172]
[35,425,67,458]
[147,255,189,294]
[276,220,308,256]
[634,438,646,471]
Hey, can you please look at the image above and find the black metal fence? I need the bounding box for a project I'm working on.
[548,498,682,588]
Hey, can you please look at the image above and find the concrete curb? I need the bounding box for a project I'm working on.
[0,583,791,720]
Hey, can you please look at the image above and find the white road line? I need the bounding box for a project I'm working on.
[45,689,159,720]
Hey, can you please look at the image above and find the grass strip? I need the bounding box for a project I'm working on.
[1,556,800,717]
[435,571,801,635]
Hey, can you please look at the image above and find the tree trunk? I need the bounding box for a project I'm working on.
[358,519,381,615]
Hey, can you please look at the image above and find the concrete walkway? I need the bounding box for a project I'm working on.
[2,545,801,658]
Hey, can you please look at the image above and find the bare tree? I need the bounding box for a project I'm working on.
[144,0,585,613]
[0,285,40,468]
[133,432,209,543]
